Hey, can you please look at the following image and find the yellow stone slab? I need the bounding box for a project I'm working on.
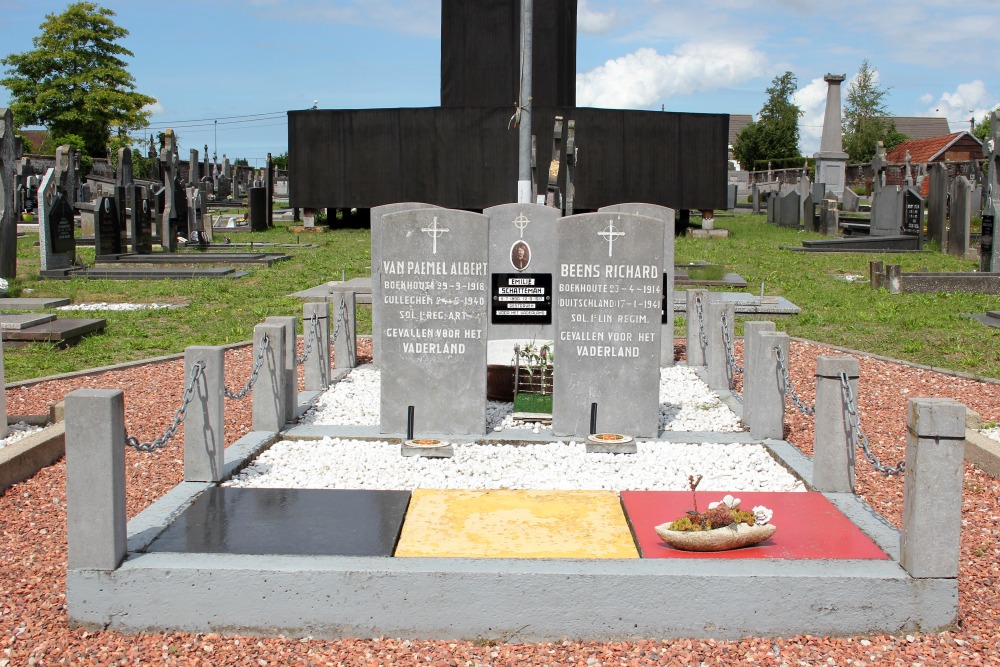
[394,489,639,559]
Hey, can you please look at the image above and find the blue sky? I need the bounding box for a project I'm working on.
[1,0,998,167]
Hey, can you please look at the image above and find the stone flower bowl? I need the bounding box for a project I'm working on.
[654,522,776,552]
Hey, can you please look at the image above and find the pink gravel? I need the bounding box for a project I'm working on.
[3,336,1000,665]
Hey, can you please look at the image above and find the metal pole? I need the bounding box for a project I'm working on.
[517,0,533,203]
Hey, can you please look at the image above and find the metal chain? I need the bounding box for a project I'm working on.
[719,310,744,404]
[295,311,319,365]
[125,362,205,452]
[721,310,744,375]
[225,333,270,400]
[840,371,905,476]
[773,346,815,416]
[695,294,708,353]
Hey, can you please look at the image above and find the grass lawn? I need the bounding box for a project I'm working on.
[4,211,997,382]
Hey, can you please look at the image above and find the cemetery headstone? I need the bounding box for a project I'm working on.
[871,186,903,236]
[983,112,1000,271]
[371,202,441,367]
[766,191,777,224]
[0,108,15,279]
[94,196,123,256]
[927,163,948,249]
[727,183,737,211]
[982,213,995,272]
[132,187,153,253]
[842,187,859,213]
[552,212,663,438]
[901,188,924,248]
[778,190,800,228]
[948,176,971,258]
[248,187,267,231]
[378,208,489,436]
[599,203,675,365]
[159,130,180,251]
[189,148,199,185]
[819,198,839,236]
[38,146,76,271]
[484,203,559,342]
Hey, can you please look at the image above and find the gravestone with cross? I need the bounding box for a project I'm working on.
[598,203,675,366]
[370,202,442,367]
[982,111,1000,271]
[552,212,664,438]
[377,208,489,436]
[484,203,559,342]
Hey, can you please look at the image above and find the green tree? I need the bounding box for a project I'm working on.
[1,2,155,157]
[973,108,999,143]
[271,151,289,170]
[732,71,802,170]
[841,59,904,162]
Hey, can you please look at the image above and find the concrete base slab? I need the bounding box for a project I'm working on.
[290,278,373,304]
[0,297,71,310]
[1,318,105,343]
[0,313,57,329]
[0,422,64,493]
[394,489,639,559]
[674,291,801,315]
[687,228,731,238]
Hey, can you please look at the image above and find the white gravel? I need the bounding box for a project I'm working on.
[983,426,1000,444]
[301,364,743,433]
[225,439,804,492]
[227,365,792,492]
[56,302,180,311]
[0,422,45,450]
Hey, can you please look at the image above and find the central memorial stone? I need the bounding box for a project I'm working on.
[379,208,489,436]
[552,212,664,438]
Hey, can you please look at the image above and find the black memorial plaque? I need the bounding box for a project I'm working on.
[491,273,552,324]
[95,196,123,256]
[982,214,995,272]
[902,189,923,237]
[133,188,153,254]
[47,193,75,255]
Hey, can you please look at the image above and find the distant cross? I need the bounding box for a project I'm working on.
[598,218,625,257]
[512,212,530,239]
[421,216,450,254]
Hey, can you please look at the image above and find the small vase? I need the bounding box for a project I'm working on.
[654,522,776,552]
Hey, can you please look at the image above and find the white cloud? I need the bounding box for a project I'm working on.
[578,0,618,34]
[792,76,829,155]
[143,101,166,116]
[922,80,999,132]
[576,42,768,109]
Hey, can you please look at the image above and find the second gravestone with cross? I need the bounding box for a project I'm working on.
[552,212,664,438]
[378,208,489,436]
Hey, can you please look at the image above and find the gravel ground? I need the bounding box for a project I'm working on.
[4,336,1000,664]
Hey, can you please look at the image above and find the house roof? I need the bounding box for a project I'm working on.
[728,114,752,146]
[886,131,982,164]
[19,129,48,153]
[889,116,951,141]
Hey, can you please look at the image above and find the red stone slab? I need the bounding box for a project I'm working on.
[620,491,889,560]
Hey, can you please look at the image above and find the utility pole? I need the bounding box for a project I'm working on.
[517,0,533,203]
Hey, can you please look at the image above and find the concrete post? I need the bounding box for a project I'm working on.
[0,338,6,440]
[927,164,948,250]
[265,315,298,422]
[303,301,331,390]
[900,398,966,578]
[812,356,859,493]
[948,176,971,258]
[684,289,708,366]
[332,290,357,369]
[870,261,884,290]
[705,300,734,391]
[65,389,126,570]
[748,331,789,440]
[741,321,776,428]
[183,346,225,482]
[887,265,902,294]
[252,323,287,432]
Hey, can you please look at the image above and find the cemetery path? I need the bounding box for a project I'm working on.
[2,337,1000,664]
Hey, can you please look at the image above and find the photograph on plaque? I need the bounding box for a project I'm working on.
[510,240,531,271]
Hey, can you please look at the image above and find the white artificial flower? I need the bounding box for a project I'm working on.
[0,278,8,295]
[753,505,773,525]
[708,495,740,510]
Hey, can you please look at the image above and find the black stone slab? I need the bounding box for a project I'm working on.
[0,297,71,310]
[81,267,247,280]
[92,252,288,266]
[146,487,411,556]
[784,235,922,253]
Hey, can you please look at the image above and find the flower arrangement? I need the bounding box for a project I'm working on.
[654,475,776,552]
